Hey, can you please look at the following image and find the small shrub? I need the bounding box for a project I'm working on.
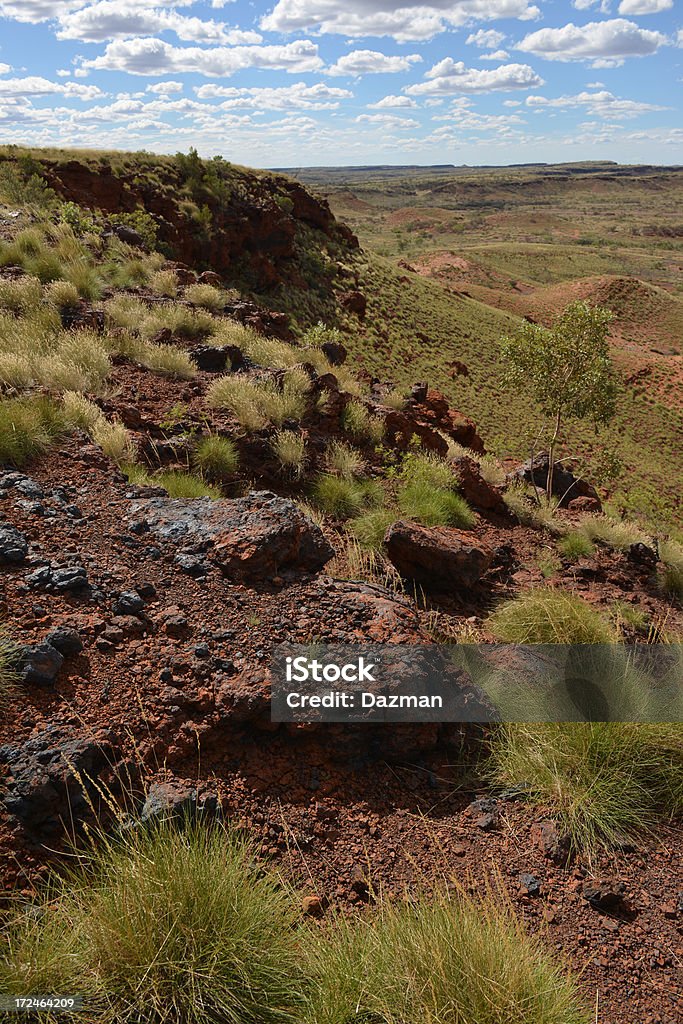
[487,723,683,852]
[64,262,102,301]
[504,486,565,535]
[305,886,589,1024]
[326,440,364,480]
[149,269,178,298]
[271,430,306,477]
[104,295,148,331]
[155,470,222,499]
[62,391,103,432]
[659,539,683,600]
[348,509,396,549]
[0,276,42,314]
[383,387,408,411]
[206,370,311,430]
[487,589,617,644]
[400,451,454,492]
[558,531,595,561]
[184,283,225,311]
[580,514,651,552]
[0,820,305,1024]
[312,474,382,520]
[194,435,239,481]
[0,625,18,712]
[91,419,135,466]
[341,401,384,443]
[398,484,475,529]
[137,343,196,380]
[45,280,81,311]
[140,303,214,341]
[0,395,68,465]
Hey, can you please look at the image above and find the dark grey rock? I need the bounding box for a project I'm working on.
[519,872,542,897]
[26,564,89,593]
[0,522,28,564]
[46,628,84,656]
[113,591,145,616]
[17,642,64,686]
[190,346,229,372]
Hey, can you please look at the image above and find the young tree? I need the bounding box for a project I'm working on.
[500,301,619,503]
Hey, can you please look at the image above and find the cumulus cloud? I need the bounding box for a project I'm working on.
[0,76,105,99]
[0,63,11,75]
[356,113,419,128]
[618,0,672,13]
[368,94,418,108]
[406,59,544,95]
[146,80,184,94]
[261,0,541,44]
[466,28,506,47]
[194,82,353,109]
[56,2,262,45]
[480,49,510,60]
[526,89,667,118]
[82,37,324,76]
[517,18,667,64]
[327,50,422,76]
[0,1,83,22]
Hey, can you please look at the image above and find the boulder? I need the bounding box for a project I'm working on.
[321,339,347,366]
[128,491,334,582]
[513,454,601,509]
[450,456,505,513]
[190,345,230,372]
[17,642,64,686]
[113,224,144,247]
[339,290,367,318]
[385,521,493,591]
[567,495,601,514]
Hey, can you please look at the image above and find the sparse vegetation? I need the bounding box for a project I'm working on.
[193,435,239,482]
[348,508,396,549]
[325,440,364,480]
[487,589,617,644]
[154,470,222,499]
[184,283,225,311]
[341,400,384,443]
[0,395,68,465]
[558,531,595,561]
[312,474,383,520]
[488,723,683,852]
[271,430,306,477]
[206,370,311,430]
[659,539,683,600]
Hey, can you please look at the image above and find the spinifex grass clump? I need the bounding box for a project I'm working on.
[487,588,617,644]
[304,886,589,1024]
[193,435,240,482]
[312,474,383,520]
[488,723,683,853]
[0,625,18,712]
[0,395,69,465]
[0,821,306,1024]
[206,369,311,430]
[397,451,476,529]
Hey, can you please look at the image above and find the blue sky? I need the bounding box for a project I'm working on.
[0,1,680,166]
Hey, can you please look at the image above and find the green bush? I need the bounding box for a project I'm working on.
[305,887,588,1024]
[312,474,383,520]
[487,589,617,644]
[341,400,384,442]
[488,723,683,852]
[155,470,222,499]
[0,395,68,466]
[348,509,396,549]
[0,821,305,1024]
[193,435,239,481]
[558,531,595,561]
[398,484,475,529]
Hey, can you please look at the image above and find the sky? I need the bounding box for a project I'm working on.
[0,0,681,167]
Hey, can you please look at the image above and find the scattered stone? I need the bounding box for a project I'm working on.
[26,564,89,594]
[17,642,64,687]
[302,895,324,918]
[339,290,367,318]
[450,456,505,512]
[385,521,492,591]
[113,591,145,616]
[583,878,627,911]
[45,628,83,656]
[519,872,542,897]
[531,819,571,865]
[627,542,658,568]
[174,553,209,578]
[198,270,222,287]
[321,339,347,365]
[130,491,334,582]
[567,495,601,514]
[113,223,144,247]
[512,453,601,509]
[190,346,229,372]
[0,523,28,565]
[140,782,207,823]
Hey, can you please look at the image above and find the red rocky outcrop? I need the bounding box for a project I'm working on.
[385,521,493,591]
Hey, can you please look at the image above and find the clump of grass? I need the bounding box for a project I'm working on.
[305,886,589,1024]
[325,440,364,480]
[504,486,565,535]
[398,485,476,529]
[487,588,617,644]
[149,269,178,298]
[61,392,135,465]
[348,509,396,549]
[155,470,222,499]
[140,303,214,341]
[193,435,239,482]
[64,262,102,301]
[121,462,154,487]
[478,454,506,486]
[0,820,305,1024]
[0,625,18,712]
[341,400,384,443]
[0,275,42,314]
[383,386,408,411]
[327,535,404,592]
[558,531,595,561]
[611,600,648,633]
[312,474,383,520]
[0,395,68,466]
[184,283,225,311]
[579,514,652,552]
[45,280,81,312]
[271,430,306,477]
[104,295,148,331]
[137,343,196,380]
[658,539,683,600]
[487,723,683,853]
[206,369,311,430]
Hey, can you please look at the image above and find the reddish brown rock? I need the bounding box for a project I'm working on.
[568,495,602,514]
[384,521,493,590]
[450,456,505,512]
[383,410,449,456]
[339,290,367,318]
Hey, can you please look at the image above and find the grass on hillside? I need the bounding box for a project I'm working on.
[0,395,69,466]
[0,626,18,712]
[488,723,683,853]
[193,435,240,482]
[487,589,617,644]
[206,370,312,430]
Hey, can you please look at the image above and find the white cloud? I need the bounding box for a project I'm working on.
[56,68,71,77]
[0,1,82,22]
[526,89,667,118]
[573,0,611,11]
[466,28,506,47]
[517,19,667,64]
[0,63,11,75]
[618,0,672,13]
[368,94,418,108]
[194,82,353,109]
[356,113,419,128]
[480,49,510,60]
[82,37,324,76]
[261,1,541,44]
[406,59,544,95]
[0,76,105,100]
[146,80,184,95]
[327,50,422,76]
[56,2,262,45]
